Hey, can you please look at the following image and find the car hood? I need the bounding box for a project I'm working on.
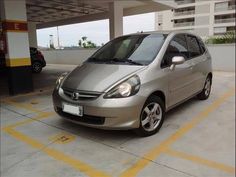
[62,63,145,92]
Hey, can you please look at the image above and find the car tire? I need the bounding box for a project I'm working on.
[197,76,212,100]
[135,95,165,137]
[32,61,42,73]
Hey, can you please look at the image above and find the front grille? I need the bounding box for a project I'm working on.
[62,88,101,101]
[56,108,105,125]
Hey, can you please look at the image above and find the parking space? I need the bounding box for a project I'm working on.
[1,65,235,177]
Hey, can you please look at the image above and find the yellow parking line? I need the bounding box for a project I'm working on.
[3,84,235,177]
[119,88,235,177]
[165,148,235,174]
[3,126,111,177]
[2,92,111,177]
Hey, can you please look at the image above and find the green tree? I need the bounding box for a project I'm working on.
[205,31,236,44]
[78,36,97,48]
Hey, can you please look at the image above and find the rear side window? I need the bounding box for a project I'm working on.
[186,35,202,58]
[161,34,189,68]
[198,38,206,54]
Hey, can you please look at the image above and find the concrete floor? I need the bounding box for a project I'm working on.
[0,64,235,177]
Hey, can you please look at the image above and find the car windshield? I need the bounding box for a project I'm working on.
[87,34,166,65]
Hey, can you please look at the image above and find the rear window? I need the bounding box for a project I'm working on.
[186,35,202,58]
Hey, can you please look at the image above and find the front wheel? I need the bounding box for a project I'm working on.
[135,96,165,137]
[197,76,212,100]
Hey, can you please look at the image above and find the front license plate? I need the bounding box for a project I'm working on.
[62,103,83,116]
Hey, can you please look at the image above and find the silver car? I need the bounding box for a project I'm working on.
[53,31,212,136]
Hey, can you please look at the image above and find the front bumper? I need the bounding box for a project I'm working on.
[52,88,146,130]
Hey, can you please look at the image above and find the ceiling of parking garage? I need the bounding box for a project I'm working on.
[26,0,110,23]
[26,0,175,28]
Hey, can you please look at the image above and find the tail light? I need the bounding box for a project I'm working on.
[37,50,44,59]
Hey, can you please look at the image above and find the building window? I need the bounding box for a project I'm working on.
[214,27,227,34]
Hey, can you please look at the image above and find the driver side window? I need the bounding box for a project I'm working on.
[161,34,189,68]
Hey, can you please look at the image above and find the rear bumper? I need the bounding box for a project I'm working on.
[52,88,146,130]
[41,58,46,67]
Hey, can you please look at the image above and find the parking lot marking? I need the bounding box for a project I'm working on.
[119,88,235,177]
[30,100,39,105]
[3,126,111,177]
[2,85,235,177]
[165,148,235,174]
[49,133,76,144]
[2,95,111,177]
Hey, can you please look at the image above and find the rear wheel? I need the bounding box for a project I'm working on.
[197,76,212,100]
[32,61,42,73]
[135,96,165,137]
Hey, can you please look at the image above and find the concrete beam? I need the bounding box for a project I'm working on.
[36,0,175,30]
[109,1,123,39]
[37,12,108,29]
[124,1,176,16]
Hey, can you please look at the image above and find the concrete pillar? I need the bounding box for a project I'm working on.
[0,0,33,95]
[109,1,123,40]
[209,1,215,36]
[28,22,38,48]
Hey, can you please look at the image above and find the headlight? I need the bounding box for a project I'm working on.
[104,75,140,98]
[55,72,68,89]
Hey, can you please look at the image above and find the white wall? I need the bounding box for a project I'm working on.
[42,49,97,65]
[42,44,235,71]
[207,44,235,72]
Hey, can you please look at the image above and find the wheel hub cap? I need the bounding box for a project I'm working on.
[205,79,211,96]
[141,102,162,132]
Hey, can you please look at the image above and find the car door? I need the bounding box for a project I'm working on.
[186,35,206,93]
[161,34,195,108]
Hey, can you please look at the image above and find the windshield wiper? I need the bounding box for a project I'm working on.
[124,59,144,66]
[87,57,108,63]
[88,57,99,61]
[110,58,143,66]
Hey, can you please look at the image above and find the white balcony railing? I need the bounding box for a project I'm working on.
[215,5,236,12]
[176,0,195,5]
[215,18,235,24]
[174,10,195,16]
[174,21,194,27]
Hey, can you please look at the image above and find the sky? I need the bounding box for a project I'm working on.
[36,13,155,47]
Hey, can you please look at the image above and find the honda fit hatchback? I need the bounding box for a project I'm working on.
[53,32,212,136]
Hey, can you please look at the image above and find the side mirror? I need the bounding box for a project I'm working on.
[170,56,185,70]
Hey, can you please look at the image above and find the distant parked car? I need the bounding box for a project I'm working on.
[30,47,46,73]
[53,31,212,136]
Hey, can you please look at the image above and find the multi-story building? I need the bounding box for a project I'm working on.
[155,0,235,38]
